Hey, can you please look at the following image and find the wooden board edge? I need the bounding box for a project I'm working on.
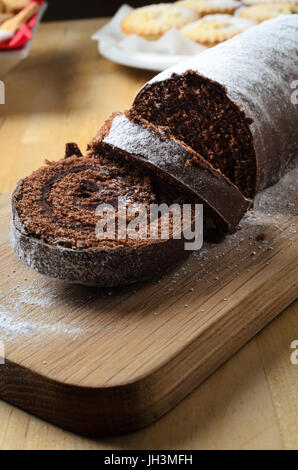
[0,261,296,437]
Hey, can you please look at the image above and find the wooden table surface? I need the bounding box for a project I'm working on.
[0,18,297,451]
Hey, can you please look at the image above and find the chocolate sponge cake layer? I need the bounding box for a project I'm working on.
[132,16,298,198]
[90,112,251,233]
[11,151,194,287]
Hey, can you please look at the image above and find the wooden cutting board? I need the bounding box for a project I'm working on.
[0,167,297,438]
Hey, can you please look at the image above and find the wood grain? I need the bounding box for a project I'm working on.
[0,18,297,449]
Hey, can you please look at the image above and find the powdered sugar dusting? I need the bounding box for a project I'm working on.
[0,279,100,343]
[0,304,87,343]
[15,285,61,308]
[104,113,187,166]
[150,16,298,89]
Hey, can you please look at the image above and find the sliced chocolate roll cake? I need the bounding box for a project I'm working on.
[132,16,298,198]
[11,119,250,287]
[90,112,250,234]
[10,146,201,287]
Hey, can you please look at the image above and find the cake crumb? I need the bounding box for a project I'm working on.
[256,232,265,241]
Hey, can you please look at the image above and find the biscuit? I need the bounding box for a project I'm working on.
[238,3,295,22]
[176,0,241,16]
[180,14,255,46]
[121,3,199,40]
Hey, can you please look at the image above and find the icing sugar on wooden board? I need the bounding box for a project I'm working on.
[0,166,297,437]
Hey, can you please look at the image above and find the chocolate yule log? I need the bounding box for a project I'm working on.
[10,147,202,287]
[90,112,251,233]
[132,16,298,199]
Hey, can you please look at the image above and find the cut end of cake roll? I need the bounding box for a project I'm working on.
[132,69,257,199]
[10,149,196,287]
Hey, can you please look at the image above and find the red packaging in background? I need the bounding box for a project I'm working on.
[0,0,44,50]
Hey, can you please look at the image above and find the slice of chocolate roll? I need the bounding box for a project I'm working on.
[90,112,251,234]
[10,147,202,287]
[132,16,298,198]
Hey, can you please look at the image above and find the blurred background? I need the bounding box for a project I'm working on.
[43,0,172,21]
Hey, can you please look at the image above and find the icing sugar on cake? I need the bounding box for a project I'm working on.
[103,113,185,167]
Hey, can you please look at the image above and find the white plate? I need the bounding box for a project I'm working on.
[98,42,196,73]
[92,4,207,72]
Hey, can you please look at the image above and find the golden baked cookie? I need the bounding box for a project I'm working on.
[176,0,241,16]
[238,3,295,22]
[289,2,298,11]
[121,3,199,41]
[180,14,256,46]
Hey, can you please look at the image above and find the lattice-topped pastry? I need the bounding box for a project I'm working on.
[176,0,241,16]
[238,3,297,22]
[133,16,298,198]
[180,14,255,45]
[121,3,199,40]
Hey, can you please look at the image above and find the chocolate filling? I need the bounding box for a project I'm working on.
[132,70,257,198]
